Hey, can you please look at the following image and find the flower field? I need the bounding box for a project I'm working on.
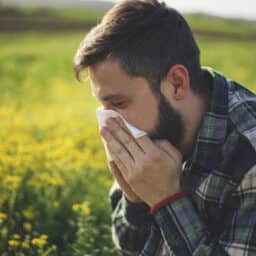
[0,27,255,255]
[0,31,117,255]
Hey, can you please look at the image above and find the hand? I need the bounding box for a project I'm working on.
[101,136,142,203]
[108,161,142,203]
[100,117,183,207]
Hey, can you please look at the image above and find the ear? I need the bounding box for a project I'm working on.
[161,64,190,101]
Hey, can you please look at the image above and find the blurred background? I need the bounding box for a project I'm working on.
[0,0,255,255]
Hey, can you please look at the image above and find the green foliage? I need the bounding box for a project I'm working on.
[198,37,256,91]
[186,13,256,36]
[1,6,256,36]
[0,6,105,22]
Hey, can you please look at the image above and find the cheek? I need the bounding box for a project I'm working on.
[140,107,159,132]
[120,100,159,133]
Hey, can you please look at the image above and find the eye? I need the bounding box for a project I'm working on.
[113,102,124,107]
[112,101,127,108]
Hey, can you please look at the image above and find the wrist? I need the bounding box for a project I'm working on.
[150,192,188,215]
[148,183,181,207]
[124,194,143,204]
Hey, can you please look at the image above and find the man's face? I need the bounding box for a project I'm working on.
[89,57,184,148]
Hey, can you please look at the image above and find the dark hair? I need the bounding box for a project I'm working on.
[74,0,204,94]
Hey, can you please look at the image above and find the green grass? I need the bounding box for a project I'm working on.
[0,15,256,255]
[186,13,256,36]
[0,6,105,23]
[0,31,85,102]
[1,6,256,36]
[197,37,256,91]
[1,30,255,105]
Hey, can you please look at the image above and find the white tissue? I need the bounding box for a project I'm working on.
[96,108,147,161]
[96,108,147,138]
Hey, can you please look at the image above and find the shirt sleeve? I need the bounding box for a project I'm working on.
[109,181,162,255]
[153,165,256,256]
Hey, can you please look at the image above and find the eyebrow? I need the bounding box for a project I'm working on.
[101,94,126,102]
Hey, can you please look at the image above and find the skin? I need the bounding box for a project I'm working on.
[89,56,209,206]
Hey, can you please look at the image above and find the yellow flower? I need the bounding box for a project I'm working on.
[23,222,32,231]
[0,212,7,222]
[97,175,112,189]
[8,239,20,247]
[40,173,64,186]
[21,241,30,249]
[40,234,48,240]
[40,173,52,183]
[5,175,21,188]
[81,201,91,216]
[22,207,35,220]
[1,227,8,237]
[49,176,64,186]
[72,201,91,216]
[31,236,48,247]
[72,203,81,212]
[53,200,59,208]
[12,233,21,240]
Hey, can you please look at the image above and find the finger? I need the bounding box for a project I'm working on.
[108,146,135,184]
[114,117,158,157]
[110,161,142,203]
[106,118,144,160]
[136,135,159,154]
[116,117,131,135]
[110,161,132,190]
[155,140,183,163]
[109,160,127,181]
[109,150,127,173]
[102,127,135,172]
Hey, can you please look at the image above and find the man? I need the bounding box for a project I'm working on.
[73,0,256,255]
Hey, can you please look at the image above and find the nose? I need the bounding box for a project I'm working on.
[101,105,122,117]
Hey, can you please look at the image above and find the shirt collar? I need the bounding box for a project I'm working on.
[189,67,229,170]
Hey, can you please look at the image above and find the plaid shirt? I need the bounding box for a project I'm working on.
[109,67,256,256]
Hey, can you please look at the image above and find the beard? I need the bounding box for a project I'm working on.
[149,93,185,149]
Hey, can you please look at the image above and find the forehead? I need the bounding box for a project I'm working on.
[88,58,149,100]
[88,58,130,98]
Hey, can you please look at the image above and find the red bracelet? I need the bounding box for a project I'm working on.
[150,192,188,215]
